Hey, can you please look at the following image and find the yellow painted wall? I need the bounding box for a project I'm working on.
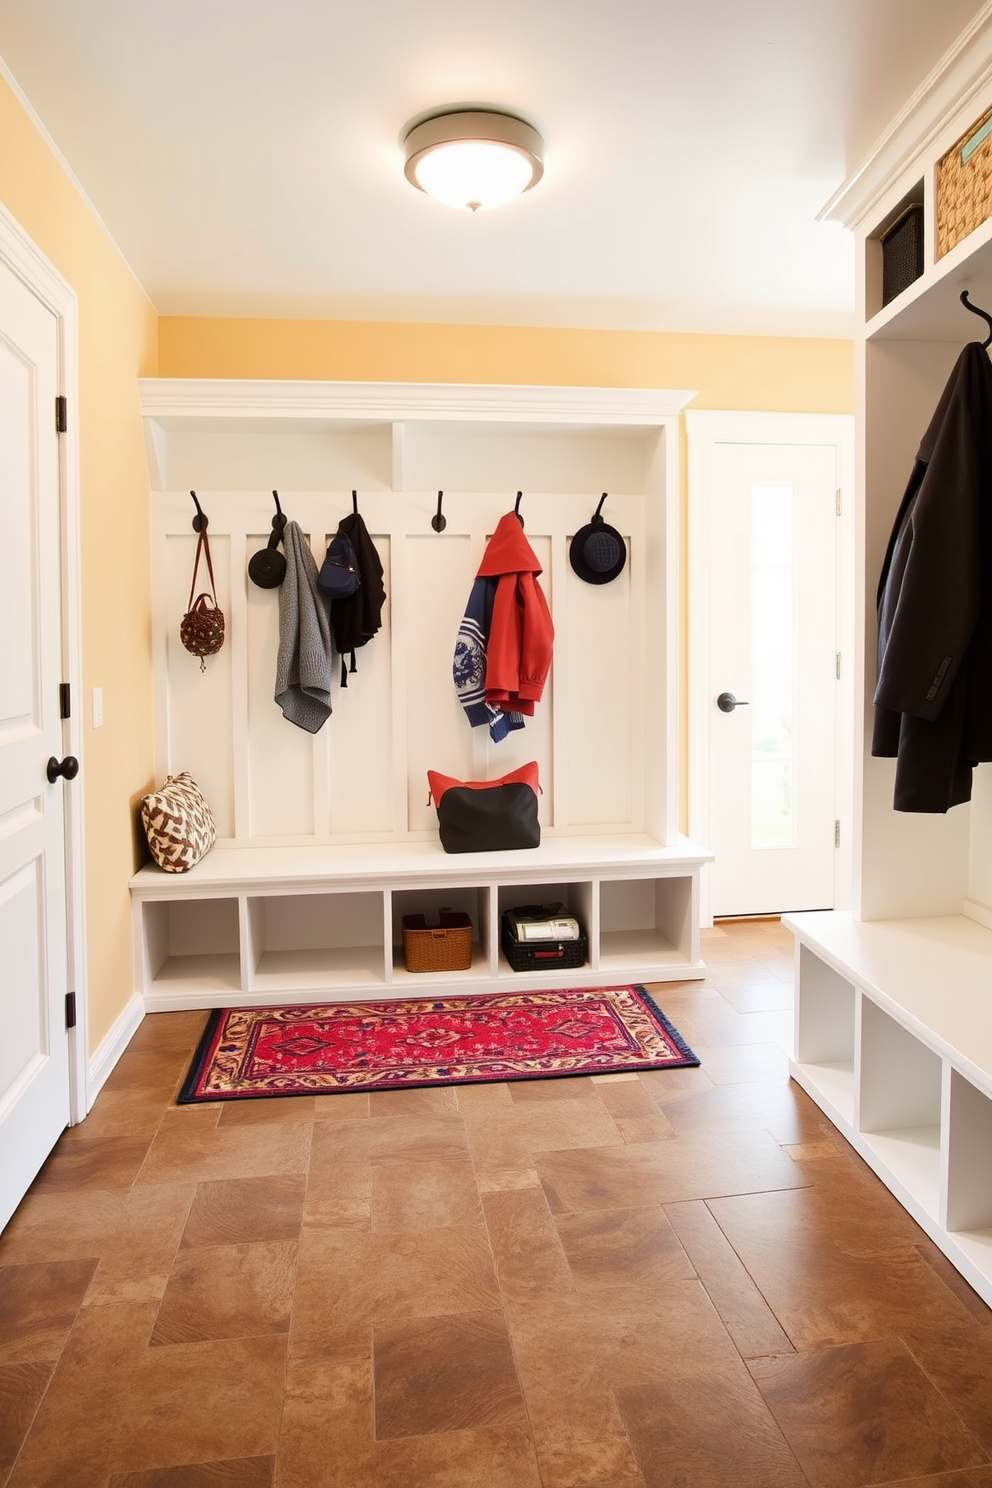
[158,315,854,412]
[0,75,157,1055]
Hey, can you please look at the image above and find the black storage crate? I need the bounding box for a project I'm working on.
[500,910,587,972]
[881,204,924,306]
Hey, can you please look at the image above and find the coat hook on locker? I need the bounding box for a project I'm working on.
[961,289,992,348]
[189,490,208,531]
[431,491,447,533]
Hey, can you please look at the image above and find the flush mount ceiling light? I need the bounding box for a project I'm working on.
[403,109,544,212]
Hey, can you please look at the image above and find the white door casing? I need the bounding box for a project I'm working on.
[0,202,85,1230]
[688,411,855,924]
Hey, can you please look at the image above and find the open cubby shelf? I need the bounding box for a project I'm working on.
[787,910,992,1304]
[131,836,710,1009]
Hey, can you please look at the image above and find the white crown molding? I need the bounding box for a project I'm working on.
[138,378,697,427]
[820,1,992,229]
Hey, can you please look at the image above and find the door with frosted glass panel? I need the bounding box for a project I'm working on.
[707,443,838,916]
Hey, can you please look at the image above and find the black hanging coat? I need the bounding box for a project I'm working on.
[329,511,387,685]
[872,341,992,812]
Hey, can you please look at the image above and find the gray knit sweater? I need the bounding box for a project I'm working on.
[275,521,333,732]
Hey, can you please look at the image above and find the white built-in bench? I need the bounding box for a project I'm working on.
[130,834,712,1011]
[786,908,992,1310]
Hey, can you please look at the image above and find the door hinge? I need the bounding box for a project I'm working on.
[59,682,71,719]
[836,653,842,680]
[836,488,843,516]
[55,395,67,434]
[65,991,76,1030]
[835,820,841,849]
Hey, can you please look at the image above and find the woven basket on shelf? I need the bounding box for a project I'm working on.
[937,104,992,259]
[401,909,474,972]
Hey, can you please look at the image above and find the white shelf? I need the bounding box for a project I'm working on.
[148,951,242,995]
[251,947,387,990]
[787,912,992,1096]
[390,950,492,986]
[787,911,992,1303]
[597,929,690,970]
[132,838,710,1009]
[862,1127,942,1221]
[792,1060,856,1127]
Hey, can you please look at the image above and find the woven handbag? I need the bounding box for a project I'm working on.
[140,772,217,873]
[180,529,225,670]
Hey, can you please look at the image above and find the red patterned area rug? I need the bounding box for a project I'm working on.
[178,985,699,1102]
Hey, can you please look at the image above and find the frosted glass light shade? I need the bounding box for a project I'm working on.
[404,110,543,212]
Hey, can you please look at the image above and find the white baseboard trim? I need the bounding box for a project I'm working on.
[85,993,145,1112]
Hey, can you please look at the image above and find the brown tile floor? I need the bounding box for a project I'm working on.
[3,918,992,1486]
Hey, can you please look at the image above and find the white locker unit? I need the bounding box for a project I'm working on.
[786,17,992,1308]
[133,380,711,1007]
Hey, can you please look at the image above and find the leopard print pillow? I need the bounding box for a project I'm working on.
[140,772,217,873]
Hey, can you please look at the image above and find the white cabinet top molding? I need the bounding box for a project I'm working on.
[820,1,992,230]
[138,378,697,429]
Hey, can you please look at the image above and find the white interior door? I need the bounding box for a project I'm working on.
[0,253,72,1230]
[689,414,854,920]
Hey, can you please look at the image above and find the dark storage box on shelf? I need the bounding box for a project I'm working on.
[500,906,588,972]
[881,204,924,305]
[401,910,474,972]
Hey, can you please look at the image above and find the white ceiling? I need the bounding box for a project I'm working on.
[0,0,986,337]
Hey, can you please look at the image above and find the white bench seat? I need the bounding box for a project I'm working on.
[130,833,713,1010]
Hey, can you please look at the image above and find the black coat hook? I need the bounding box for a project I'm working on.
[248,491,288,589]
[431,490,447,533]
[352,490,359,516]
[961,290,992,349]
[514,491,524,526]
[190,491,208,532]
[594,492,608,521]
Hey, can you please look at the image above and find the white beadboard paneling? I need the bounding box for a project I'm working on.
[146,387,687,851]
[400,425,654,495]
[162,427,393,492]
[565,552,634,827]
[165,531,235,835]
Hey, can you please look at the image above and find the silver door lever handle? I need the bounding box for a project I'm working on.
[716,692,749,713]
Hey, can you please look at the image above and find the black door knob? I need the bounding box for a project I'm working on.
[46,755,79,783]
[716,692,750,713]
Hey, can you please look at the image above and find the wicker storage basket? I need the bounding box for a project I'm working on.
[500,911,588,972]
[401,909,473,972]
[937,105,992,259]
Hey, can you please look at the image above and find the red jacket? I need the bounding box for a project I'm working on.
[476,512,554,715]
